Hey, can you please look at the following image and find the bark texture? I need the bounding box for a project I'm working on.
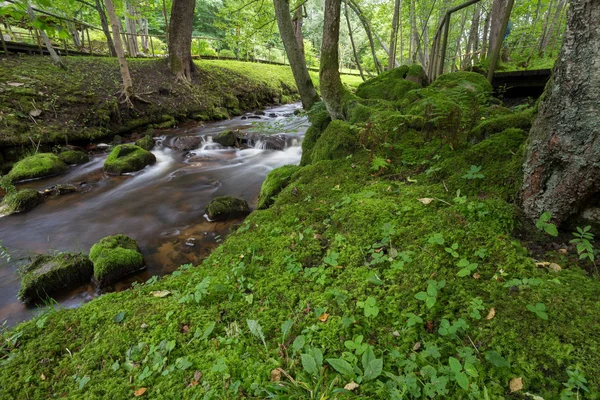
[104,0,133,101]
[273,0,319,110]
[522,0,600,225]
[320,0,344,120]
[26,6,64,68]
[168,0,197,82]
[388,0,401,70]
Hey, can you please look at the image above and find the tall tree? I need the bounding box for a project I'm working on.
[320,0,344,119]
[346,0,383,74]
[25,5,65,68]
[292,5,305,57]
[273,0,319,109]
[104,0,134,104]
[344,0,365,80]
[388,0,401,70]
[124,0,139,56]
[522,0,600,225]
[168,0,197,81]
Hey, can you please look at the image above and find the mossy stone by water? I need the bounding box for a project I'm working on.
[356,65,420,101]
[135,135,154,151]
[58,150,89,165]
[257,165,301,210]
[7,153,68,182]
[205,196,250,220]
[103,144,156,175]
[310,120,360,162]
[18,253,93,305]
[89,234,145,286]
[0,188,43,215]
[213,130,238,147]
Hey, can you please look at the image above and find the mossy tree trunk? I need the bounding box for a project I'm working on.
[94,0,117,56]
[273,0,319,110]
[292,6,305,57]
[388,0,401,70]
[168,0,196,82]
[522,0,600,226]
[320,0,344,120]
[104,0,134,103]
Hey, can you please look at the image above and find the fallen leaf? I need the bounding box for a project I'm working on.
[473,272,481,279]
[271,368,282,382]
[558,248,568,255]
[182,325,190,333]
[510,377,523,392]
[134,388,147,396]
[344,382,359,391]
[29,109,42,117]
[40,373,46,381]
[194,370,202,381]
[407,177,418,183]
[548,263,562,272]
[151,290,171,298]
[535,262,550,268]
[7,82,24,87]
[140,323,149,329]
[392,331,400,337]
[412,342,422,352]
[418,198,434,205]
[318,313,329,322]
[486,308,496,320]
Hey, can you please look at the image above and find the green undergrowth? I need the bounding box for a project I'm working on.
[1,70,598,400]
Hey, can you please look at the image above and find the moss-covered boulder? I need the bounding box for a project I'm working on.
[257,165,301,210]
[89,234,145,286]
[135,135,154,151]
[469,108,535,142]
[300,103,332,166]
[405,64,429,87]
[311,120,360,163]
[18,253,93,305]
[205,196,250,221]
[0,189,44,215]
[103,144,156,175]
[213,130,239,147]
[7,153,68,182]
[58,150,89,165]
[356,65,420,101]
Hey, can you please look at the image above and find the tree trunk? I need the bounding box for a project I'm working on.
[344,0,365,80]
[26,5,65,68]
[124,1,139,56]
[388,0,401,70]
[522,0,600,226]
[346,0,383,74]
[140,18,149,53]
[462,4,480,69]
[320,0,344,120]
[273,0,319,109]
[162,0,170,42]
[409,0,418,62]
[104,0,134,102]
[539,0,566,57]
[481,10,490,59]
[292,6,305,57]
[487,0,507,59]
[168,0,197,82]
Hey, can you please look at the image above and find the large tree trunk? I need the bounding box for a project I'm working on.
[104,0,134,103]
[522,0,600,226]
[26,5,65,68]
[97,0,117,57]
[273,0,319,109]
[487,0,507,59]
[388,0,401,70]
[292,5,305,57]
[320,0,344,120]
[168,0,197,82]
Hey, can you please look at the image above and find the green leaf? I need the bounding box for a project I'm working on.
[363,358,383,381]
[448,357,462,373]
[463,362,478,378]
[292,335,305,353]
[175,357,193,370]
[455,371,469,390]
[326,358,355,378]
[484,351,510,368]
[367,273,384,286]
[457,268,471,277]
[281,319,293,340]
[198,322,215,341]
[361,346,376,372]
[425,296,436,309]
[544,224,558,237]
[113,312,126,324]
[301,354,319,376]
[415,292,428,301]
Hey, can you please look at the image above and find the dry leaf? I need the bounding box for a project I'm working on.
[535,262,550,268]
[486,308,496,320]
[318,313,329,322]
[510,377,523,392]
[271,368,282,382]
[151,290,171,298]
[418,198,434,205]
[412,342,422,352]
[7,82,24,87]
[134,388,147,396]
[344,382,359,391]
[29,109,42,117]
[473,272,481,279]
[558,248,568,255]
[140,323,149,329]
[548,263,562,272]
[407,177,418,183]
[40,373,46,381]
[194,371,202,381]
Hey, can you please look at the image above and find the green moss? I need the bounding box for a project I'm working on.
[300,103,331,166]
[135,135,154,151]
[470,108,535,142]
[58,150,89,165]
[103,144,156,175]
[7,153,68,182]
[89,234,144,286]
[205,196,250,220]
[0,188,44,215]
[211,107,230,120]
[405,63,429,86]
[356,66,420,101]
[311,120,361,163]
[18,253,93,305]
[213,130,238,147]
[257,165,301,210]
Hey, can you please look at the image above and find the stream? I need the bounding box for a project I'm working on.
[0,103,308,327]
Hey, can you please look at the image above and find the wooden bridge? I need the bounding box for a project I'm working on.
[491,69,552,98]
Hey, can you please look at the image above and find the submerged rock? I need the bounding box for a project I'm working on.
[7,153,68,182]
[135,135,155,151]
[58,150,89,165]
[103,144,156,175]
[89,234,145,287]
[172,135,202,151]
[206,196,250,221]
[0,188,44,215]
[18,252,93,305]
[43,184,78,196]
[257,165,301,210]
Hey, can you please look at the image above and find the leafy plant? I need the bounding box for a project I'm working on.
[406,312,423,327]
[561,367,589,399]
[536,211,558,237]
[468,297,485,320]
[357,296,379,318]
[370,156,389,172]
[448,356,477,390]
[247,319,268,352]
[445,243,459,258]
[415,279,446,309]
[527,303,548,320]
[456,258,478,277]
[570,226,596,266]
[462,165,484,179]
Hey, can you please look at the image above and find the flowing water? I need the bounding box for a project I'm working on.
[0,103,308,327]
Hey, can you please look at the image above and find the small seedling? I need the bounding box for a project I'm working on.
[526,303,548,320]
[536,212,558,237]
[462,165,484,179]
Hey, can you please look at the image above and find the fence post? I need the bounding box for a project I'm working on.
[0,24,9,55]
[87,28,93,56]
[149,35,155,57]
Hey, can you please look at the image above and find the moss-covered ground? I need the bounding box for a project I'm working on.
[0,67,598,399]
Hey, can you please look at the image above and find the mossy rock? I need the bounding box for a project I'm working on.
[89,234,145,287]
[469,108,535,142]
[135,135,154,151]
[0,189,44,215]
[205,196,250,221]
[405,64,429,87]
[103,144,156,175]
[356,66,420,101]
[18,252,93,305]
[58,150,89,165]
[211,107,230,120]
[311,120,360,163]
[213,130,239,147]
[257,165,301,210]
[300,103,331,166]
[7,153,68,182]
